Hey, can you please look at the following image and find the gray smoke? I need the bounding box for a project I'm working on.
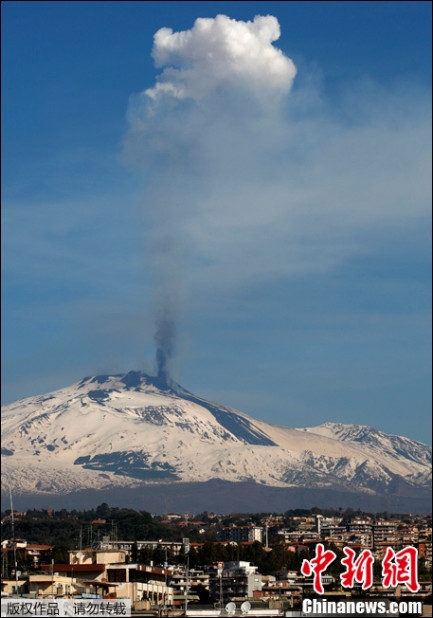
[154,312,175,383]
[150,232,184,385]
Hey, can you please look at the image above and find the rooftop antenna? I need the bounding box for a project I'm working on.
[184,552,190,616]
[9,489,19,596]
[9,489,15,540]
[217,562,224,610]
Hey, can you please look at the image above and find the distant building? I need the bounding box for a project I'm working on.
[373,520,399,546]
[40,549,174,606]
[103,539,185,556]
[316,515,343,535]
[208,561,262,605]
[217,526,263,544]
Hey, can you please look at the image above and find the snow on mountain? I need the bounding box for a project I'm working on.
[300,422,431,486]
[1,371,431,505]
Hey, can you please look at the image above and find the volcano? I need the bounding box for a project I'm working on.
[1,371,431,513]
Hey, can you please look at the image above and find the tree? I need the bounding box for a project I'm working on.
[188,546,199,569]
[95,503,111,519]
[131,542,139,563]
[53,545,68,565]
[199,541,220,565]
[152,544,166,566]
[139,545,153,565]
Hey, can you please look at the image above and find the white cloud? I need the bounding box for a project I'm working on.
[145,14,296,103]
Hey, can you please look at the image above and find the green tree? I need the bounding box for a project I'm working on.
[95,503,111,519]
[199,541,219,565]
[130,541,139,563]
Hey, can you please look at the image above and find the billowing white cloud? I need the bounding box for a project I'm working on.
[145,14,296,102]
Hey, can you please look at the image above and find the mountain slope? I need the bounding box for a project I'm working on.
[1,371,431,511]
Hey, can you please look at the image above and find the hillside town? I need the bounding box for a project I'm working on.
[1,506,431,614]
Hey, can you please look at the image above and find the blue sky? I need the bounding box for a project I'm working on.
[2,1,431,444]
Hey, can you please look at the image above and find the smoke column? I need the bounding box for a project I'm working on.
[154,313,175,383]
[124,14,297,381]
[150,232,183,384]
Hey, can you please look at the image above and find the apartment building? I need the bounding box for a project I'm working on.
[217,526,263,543]
[208,561,262,606]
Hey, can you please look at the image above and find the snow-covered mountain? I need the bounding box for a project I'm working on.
[1,371,431,512]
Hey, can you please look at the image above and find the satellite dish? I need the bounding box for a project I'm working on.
[75,551,83,563]
[241,601,251,615]
[225,602,236,616]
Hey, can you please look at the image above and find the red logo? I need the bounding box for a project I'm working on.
[382,546,420,593]
[302,544,419,595]
[301,543,337,595]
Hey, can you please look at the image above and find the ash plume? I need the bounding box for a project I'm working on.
[125,14,298,385]
[154,313,175,384]
[150,233,183,386]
